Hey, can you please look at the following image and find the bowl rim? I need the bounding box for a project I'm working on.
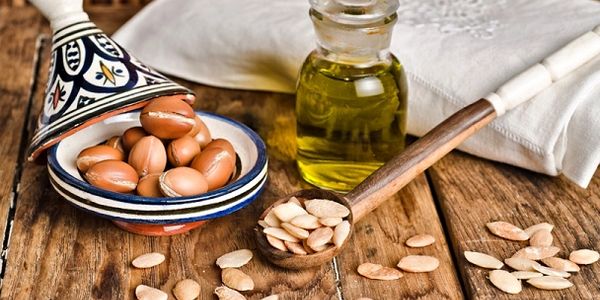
[47,111,267,204]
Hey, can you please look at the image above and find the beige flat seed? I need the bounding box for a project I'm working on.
[532,264,570,278]
[272,202,308,222]
[284,241,307,255]
[288,196,302,206]
[512,246,560,260]
[524,222,554,237]
[302,239,315,254]
[489,270,522,294]
[405,234,435,248]
[319,217,343,227]
[132,252,165,269]
[307,227,334,250]
[173,279,200,300]
[529,230,553,247]
[569,249,600,265]
[266,235,287,252]
[135,285,168,300]
[216,249,253,269]
[333,221,351,248]
[397,255,439,273]
[214,285,246,300]
[486,221,529,241]
[260,295,279,300]
[357,263,403,280]
[504,257,541,271]
[464,251,503,269]
[263,227,300,242]
[527,276,573,290]
[305,199,350,218]
[511,271,543,280]
[263,210,281,227]
[258,220,269,229]
[290,214,321,229]
[281,223,310,239]
[542,257,580,272]
[310,243,331,252]
[222,268,254,291]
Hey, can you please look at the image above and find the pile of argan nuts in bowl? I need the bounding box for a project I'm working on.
[76,96,237,197]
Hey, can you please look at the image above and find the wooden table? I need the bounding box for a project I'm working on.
[0,6,599,300]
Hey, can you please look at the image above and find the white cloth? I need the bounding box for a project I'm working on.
[113,0,600,188]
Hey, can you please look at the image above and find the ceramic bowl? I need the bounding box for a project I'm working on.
[46,111,268,235]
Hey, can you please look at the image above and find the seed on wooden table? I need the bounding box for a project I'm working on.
[263,210,281,227]
[486,221,529,241]
[569,249,600,265]
[512,246,560,260]
[260,295,279,300]
[266,235,287,251]
[397,255,439,273]
[541,257,580,272]
[524,222,554,237]
[216,249,253,269]
[304,199,350,218]
[307,227,334,250]
[222,268,254,291]
[529,230,553,247]
[511,271,543,280]
[290,214,321,229]
[288,196,302,206]
[272,202,308,222]
[504,257,541,271]
[132,252,165,268]
[258,220,269,228]
[214,285,246,300]
[527,276,573,290]
[284,241,308,255]
[488,270,522,294]
[357,263,403,280]
[281,223,310,239]
[135,285,168,300]
[263,227,300,242]
[319,217,343,227]
[333,221,351,248]
[173,279,200,300]
[464,251,503,269]
[405,234,435,248]
[532,264,570,278]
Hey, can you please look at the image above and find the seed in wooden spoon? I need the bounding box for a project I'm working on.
[307,227,334,250]
[488,270,522,294]
[405,234,435,248]
[529,230,553,247]
[541,257,580,272]
[290,214,321,229]
[173,279,200,300]
[135,285,168,300]
[288,196,302,206]
[397,255,439,273]
[222,268,254,291]
[532,264,570,278]
[263,210,281,227]
[272,202,307,222]
[464,251,503,269]
[266,235,287,251]
[281,223,310,239]
[512,246,560,260]
[527,276,573,290]
[261,295,279,300]
[216,249,253,269]
[333,221,351,248]
[319,217,343,227]
[357,263,403,280]
[310,243,331,252]
[214,285,246,300]
[302,239,315,254]
[263,227,300,242]
[504,257,541,271]
[132,252,165,268]
[524,222,554,237]
[304,199,350,218]
[258,220,269,228]
[569,249,600,265]
[486,221,528,241]
[284,241,307,255]
[511,271,543,280]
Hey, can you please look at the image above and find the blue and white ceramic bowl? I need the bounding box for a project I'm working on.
[46,111,267,235]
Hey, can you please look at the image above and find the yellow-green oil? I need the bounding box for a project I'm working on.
[296,51,408,191]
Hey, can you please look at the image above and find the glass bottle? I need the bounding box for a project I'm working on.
[296,0,408,192]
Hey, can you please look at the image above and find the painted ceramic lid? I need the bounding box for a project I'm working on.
[27,0,194,161]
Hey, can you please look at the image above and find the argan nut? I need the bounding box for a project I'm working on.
[76,145,125,172]
[136,173,163,197]
[122,126,147,151]
[105,135,124,153]
[167,136,201,167]
[140,96,196,139]
[204,139,236,160]
[188,115,212,148]
[190,147,235,191]
[128,136,167,177]
[159,167,208,197]
[85,160,138,193]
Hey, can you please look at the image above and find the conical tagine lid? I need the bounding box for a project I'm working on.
[27,0,194,161]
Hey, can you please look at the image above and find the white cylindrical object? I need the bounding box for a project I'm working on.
[484,92,506,116]
[542,32,600,81]
[495,64,553,112]
[29,0,89,32]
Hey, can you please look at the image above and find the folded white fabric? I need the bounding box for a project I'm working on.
[113,0,600,188]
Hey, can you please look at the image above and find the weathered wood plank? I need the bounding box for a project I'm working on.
[429,151,600,299]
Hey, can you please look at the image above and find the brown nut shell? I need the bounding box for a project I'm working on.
[140,96,196,139]
[128,136,167,177]
[122,126,147,151]
[105,136,125,153]
[167,135,201,167]
[77,145,125,173]
[159,167,208,197]
[204,139,235,159]
[190,147,235,191]
[136,173,163,197]
[189,116,212,148]
[85,160,139,193]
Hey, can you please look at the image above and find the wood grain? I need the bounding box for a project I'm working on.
[429,151,600,299]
